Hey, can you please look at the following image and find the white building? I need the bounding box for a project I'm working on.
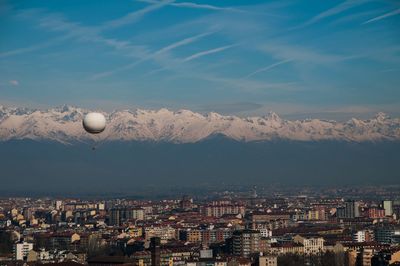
[259,228,272,238]
[200,249,213,259]
[145,226,176,241]
[55,200,63,210]
[186,262,227,266]
[38,249,50,261]
[131,208,145,220]
[97,202,105,210]
[383,200,393,216]
[293,235,324,255]
[14,241,33,260]
[353,231,366,242]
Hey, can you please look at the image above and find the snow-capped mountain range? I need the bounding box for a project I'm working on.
[0,105,399,143]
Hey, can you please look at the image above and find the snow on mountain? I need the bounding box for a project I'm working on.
[0,105,399,143]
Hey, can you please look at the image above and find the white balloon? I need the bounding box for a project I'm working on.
[83,112,106,134]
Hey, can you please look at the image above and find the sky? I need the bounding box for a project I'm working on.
[0,0,400,119]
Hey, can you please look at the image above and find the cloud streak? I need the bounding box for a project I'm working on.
[183,44,236,62]
[297,0,370,28]
[155,32,214,55]
[363,8,400,24]
[136,0,243,12]
[91,32,214,79]
[5,2,168,59]
[260,42,356,64]
[103,0,174,30]
[0,36,67,59]
[244,59,292,79]
[90,60,146,80]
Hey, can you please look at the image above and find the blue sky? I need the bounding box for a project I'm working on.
[0,0,399,119]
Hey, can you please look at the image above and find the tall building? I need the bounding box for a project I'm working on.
[383,200,393,216]
[23,208,34,221]
[14,241,33,261]
[232,230,260,258]
[251,186,258,198]
[200,203,245,218]
[375,226,400,244]
[346,200,360,218]
[337,200,360,219]
[150,237,161,266]
[97,202,105,210]
[128,208,145,221]
[180,195,193,210]
[109,208,121,226]
[55,200,63,210]
[109,207,145,226]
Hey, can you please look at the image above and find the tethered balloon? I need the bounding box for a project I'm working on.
[82,112,106,150]
[83,112,106,134]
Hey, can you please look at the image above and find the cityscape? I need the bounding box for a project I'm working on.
[1,0,400,265]
[0,186,400,266]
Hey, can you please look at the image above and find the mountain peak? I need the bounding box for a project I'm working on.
[374,112,390,121]
[265,111,281,121]
[156,108,172,114]
[51,105,82,113]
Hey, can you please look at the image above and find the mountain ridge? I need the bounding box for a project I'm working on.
[0,105,399,143]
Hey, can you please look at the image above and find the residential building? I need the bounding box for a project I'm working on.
[232,230,260,258]
[293,235,324,255]
[14,241,33,261]
[383,200,393,216]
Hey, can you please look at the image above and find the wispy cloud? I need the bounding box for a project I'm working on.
[244,59,292,79]
[0,36,67,59]
[363,8,400,24]
[25,10,155,63]
[329,9,383,25]
[36,14,124,49]
[90,60,146,80]
[9,80,19,86]
[6,2,168,59]
[91,32,214,79]
[183,44,236,62]
[380,68,400,73]
[297,0,370,28]
[155,32,214,55]
[136,0,243,12]
[103,0,174,30]
[261,43,348,64]
[181,71,299,93]
[168,2,243,12]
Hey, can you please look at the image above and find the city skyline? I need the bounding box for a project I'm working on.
[1,189,399,265]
